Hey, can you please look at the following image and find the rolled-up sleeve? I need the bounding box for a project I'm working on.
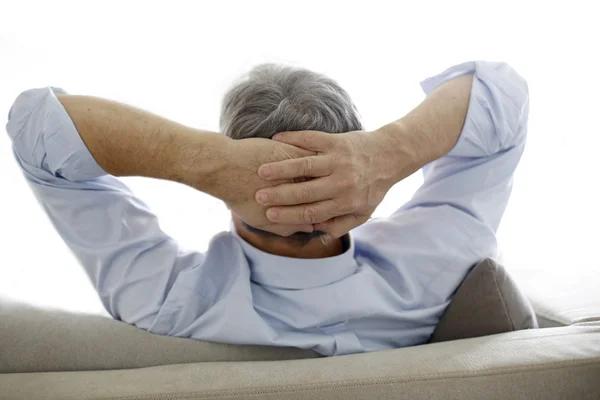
[7,87,105,182]
[421,61,529,158]
[353,61,529,324]
[5,88,207,331]
[401,61,530,231]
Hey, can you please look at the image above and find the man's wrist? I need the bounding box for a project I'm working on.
[371,120,436,185]
[170,129,231,198]
[371,74,474,184]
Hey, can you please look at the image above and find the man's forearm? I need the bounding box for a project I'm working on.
[375,74,474,183]
[57,95,228,192]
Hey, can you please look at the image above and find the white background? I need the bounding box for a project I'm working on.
[1,0,598,316]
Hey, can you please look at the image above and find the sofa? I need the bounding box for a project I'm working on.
[1,258,599,399]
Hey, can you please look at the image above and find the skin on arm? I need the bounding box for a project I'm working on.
[5,87,340,333]
[56,94,225,183]
[255,74,474,237]
[56,94,315,236]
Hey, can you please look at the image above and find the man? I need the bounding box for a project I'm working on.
[5,60,528,356]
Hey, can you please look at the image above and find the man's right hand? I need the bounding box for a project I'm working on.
[207,137,318,237]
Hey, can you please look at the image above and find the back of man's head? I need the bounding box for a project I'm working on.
[220,64,363,140]
[220,64,363,243]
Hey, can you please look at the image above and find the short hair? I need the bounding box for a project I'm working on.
[220,63,363,139]
[220,64,363,243]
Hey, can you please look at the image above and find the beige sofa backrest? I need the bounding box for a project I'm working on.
[0,258,535,373]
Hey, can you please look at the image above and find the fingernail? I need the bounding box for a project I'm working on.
[266,209,278,220]
[256,192,268,204]
[272,133,282,140]
[259,166,271,178]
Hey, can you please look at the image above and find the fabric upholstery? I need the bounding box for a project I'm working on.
[525,273,600,328]
[0,259,538,373]
[1,322,599,400]
[429,258,538,343]
[0,299,319,374]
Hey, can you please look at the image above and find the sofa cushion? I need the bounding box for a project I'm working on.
[429,258,538,343]
[504,260,600,328]
[2,323,599,400]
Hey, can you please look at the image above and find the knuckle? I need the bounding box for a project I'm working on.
[299,186,315,202]
[340,158,352,168]
[302,207,319,224]
[337,198,356,213]
[339,177,354,190]
[301,158,315,175]
[345,198,358,212]
[349,198,360,210]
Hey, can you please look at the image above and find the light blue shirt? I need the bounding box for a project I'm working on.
[5,61,528,356]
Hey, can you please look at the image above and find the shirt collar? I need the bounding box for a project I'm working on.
[230,223,358,290]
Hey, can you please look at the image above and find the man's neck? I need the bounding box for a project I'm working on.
[232,217,345,259]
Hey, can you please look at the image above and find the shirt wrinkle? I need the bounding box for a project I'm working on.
[5,60,528,356]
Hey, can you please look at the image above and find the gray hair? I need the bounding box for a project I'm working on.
[220,64,363,139]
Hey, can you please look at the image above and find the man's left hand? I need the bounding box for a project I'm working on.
[255,130,404,238]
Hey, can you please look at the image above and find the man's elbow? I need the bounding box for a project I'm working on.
[478,62,529,150]
[497,62,529,137]
[6,88,51,164]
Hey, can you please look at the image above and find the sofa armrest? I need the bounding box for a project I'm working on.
[502,259,600,328]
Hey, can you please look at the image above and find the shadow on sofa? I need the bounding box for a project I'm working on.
[0,258,537,373]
